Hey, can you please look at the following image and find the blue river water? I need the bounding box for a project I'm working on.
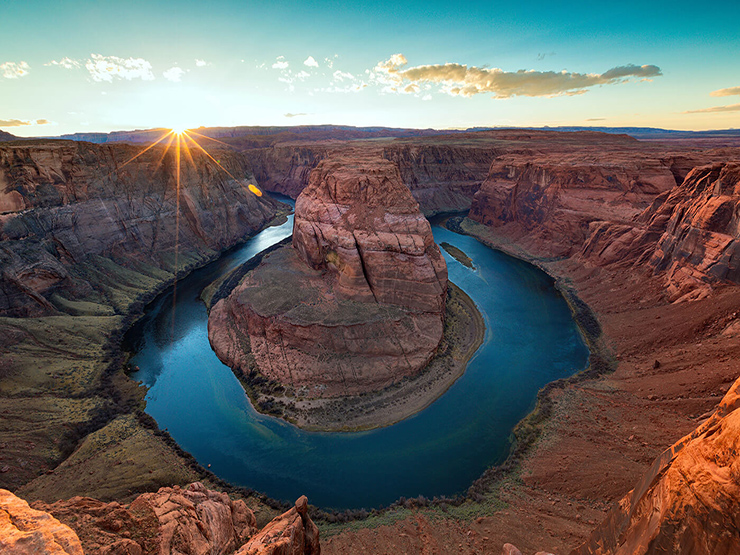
[126,204,589,510]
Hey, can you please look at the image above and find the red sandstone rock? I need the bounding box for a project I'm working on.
[0,141,280,316]
[292,156,447,312]
[15,484,321,555]
[236,496,319,555]
[582,162,740,302]
[34,482,256,555]
[572,377,740,555]
[469,150,678,257]
[210,155,447,397]
[0,488,83,555]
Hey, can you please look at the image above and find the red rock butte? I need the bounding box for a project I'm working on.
[209,155,448,398]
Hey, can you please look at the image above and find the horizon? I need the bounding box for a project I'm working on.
[2,0,739,137]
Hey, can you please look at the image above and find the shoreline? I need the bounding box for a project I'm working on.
[228,282,485,432]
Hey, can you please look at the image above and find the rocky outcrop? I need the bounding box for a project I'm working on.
[582,162,740,301]
[292,157,447,311]
[572,376,740,555]
[210,156,447,398]
[19,483,320,555]
[237,496,319,555]
[0,140,281,316]
[0,489,83,555]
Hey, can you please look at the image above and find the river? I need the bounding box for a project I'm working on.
[126,200,589,510]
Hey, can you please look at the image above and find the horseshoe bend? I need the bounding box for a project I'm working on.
[0,126,739,555]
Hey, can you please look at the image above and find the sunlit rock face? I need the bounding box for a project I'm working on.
[7,483,319,555]
[582,162,740,302]
[572,377,740,555]
[0,141,280,316]
[209,156,448,398]
[0,488,83,555]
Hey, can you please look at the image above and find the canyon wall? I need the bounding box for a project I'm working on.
[0,140,281,316]
[209,155,448,398]
[247,139,496,214]
[582,162,740,301]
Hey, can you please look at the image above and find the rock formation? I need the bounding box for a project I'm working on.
[4,483,320,555]
[247,139,495,215]
[468,146,678,257]
[209,155,447,398]
[0,140,281,316]
[582,162,740,301]
[237,496,320,555]
[0,488,83,555]
[572,376,740,555]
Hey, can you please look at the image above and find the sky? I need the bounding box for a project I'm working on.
[1,0,739,136]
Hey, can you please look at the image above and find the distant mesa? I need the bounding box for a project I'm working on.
[208,155,448,399]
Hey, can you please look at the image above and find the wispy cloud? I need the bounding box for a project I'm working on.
[1,61,30,79]
[272,56,289,70]
[537,52,556,61]
[369,54,662,98]
[45,57,81,69]
[85,54,155,82]
[163,67,186,82]
[684,103,740,114]
[195,59,208,67]
[0,118,51,127]
[710,86,740,97]
[586,117,606,121]
[284,112,308,118]
[304,56,319,68]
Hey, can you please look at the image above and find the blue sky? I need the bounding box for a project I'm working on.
[1,0,739,135]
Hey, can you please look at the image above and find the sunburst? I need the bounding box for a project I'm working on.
[112,126,263,338]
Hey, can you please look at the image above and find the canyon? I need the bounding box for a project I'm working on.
[1,126,740,554]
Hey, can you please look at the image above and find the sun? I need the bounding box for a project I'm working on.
[171,125,188,135]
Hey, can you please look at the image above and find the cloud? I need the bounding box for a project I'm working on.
[304,56,319,68]
[1,61,30,79]
[684,103,740,114]
[195,59,208,67]
[0,118,51,127]
[45,57,81,69]
[586,117,606,121]
[370,54,662,98]
[333,70,354,82]
[85,54,154,82]
[163,67,186,82]
[284,112,308,118]
[537,52,556,61]
[710,86,740,97]
[272,56,289,70]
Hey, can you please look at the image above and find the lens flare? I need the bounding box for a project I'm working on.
[248,184,263,196]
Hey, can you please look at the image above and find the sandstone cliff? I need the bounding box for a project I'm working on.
[209,155,448,398]
[572,376,740,555]
[582,162,740,301]
[0,140,281,316]
[247,139,495,214]
[468,149,678,257]
[2,483,319,555]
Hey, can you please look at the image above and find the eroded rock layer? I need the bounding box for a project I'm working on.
[582,162,740,301]
[210,156,447,398]
[2,483,320,555]
[0,141,280,316]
